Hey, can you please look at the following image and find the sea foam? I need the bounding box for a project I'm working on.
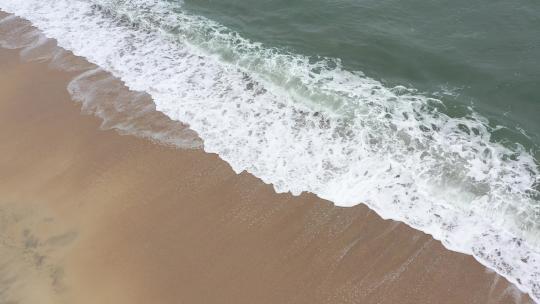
[0,13,202,149]
[0,0,538,301]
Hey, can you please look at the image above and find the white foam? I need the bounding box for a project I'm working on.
[67,68,202,149]
[1,1,538,301]
[0,13,202,149]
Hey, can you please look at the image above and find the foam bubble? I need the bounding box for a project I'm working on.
[0,1,538,301]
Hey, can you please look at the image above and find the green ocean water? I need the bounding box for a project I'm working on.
[184,0,540,155]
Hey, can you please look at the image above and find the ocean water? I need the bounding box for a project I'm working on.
[0,0,538,301]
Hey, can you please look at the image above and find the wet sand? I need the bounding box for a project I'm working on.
[0,44,533,303]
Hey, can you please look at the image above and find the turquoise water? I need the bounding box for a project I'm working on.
[184,0,540,154]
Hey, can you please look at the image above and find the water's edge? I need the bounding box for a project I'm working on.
[0,2,538,301]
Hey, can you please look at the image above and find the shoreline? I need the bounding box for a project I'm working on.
[0,26,534,304]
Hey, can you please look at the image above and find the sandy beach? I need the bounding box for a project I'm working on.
[0,35,533,304]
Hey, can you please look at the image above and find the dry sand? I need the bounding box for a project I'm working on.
[0,44,533,304]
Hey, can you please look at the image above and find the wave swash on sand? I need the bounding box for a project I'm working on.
[0,0,538,301]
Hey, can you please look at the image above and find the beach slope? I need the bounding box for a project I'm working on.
[0,46,533,304]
